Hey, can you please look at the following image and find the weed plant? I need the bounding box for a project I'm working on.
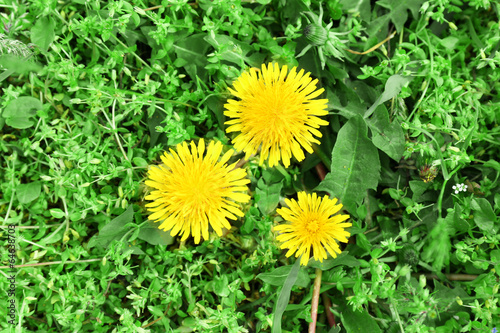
[0,0,499,332]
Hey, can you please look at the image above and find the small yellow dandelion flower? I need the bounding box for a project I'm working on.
[145,139,251,244]
[224,63,329,168]
[275,192,351,266]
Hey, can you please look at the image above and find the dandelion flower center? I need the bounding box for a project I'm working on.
[305,218,321,234]
[225,63,329,168]
[145,139,251,244]
[275,192,351,266]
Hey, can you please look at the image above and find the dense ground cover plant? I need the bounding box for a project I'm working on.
[1,0,499,332]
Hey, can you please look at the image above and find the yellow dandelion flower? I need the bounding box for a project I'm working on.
[275,192,351,266]
[224,63,329,168]
[145,139,251,244]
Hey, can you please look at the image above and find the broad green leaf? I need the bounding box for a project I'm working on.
[365,75,412,118]
[2,96,43,129]
[341,301,382,333]
[367,106,405,161]
[471,198,496,233]
[272,259,301,333]
[16,182,41,204]
[367,0,424,35]
[173,33,210,81]
[450,203,468,233]
[309,251,360,270]
[31,17,56,52]
[206,96,225,129]
[0,55,42,77]
[328,82,366,120]
[88,206,142,253]
[315,115,380,213]
[409,180,430,202]
[339,0,371,20]
[138,224,174,246]
[256,179,283,215]
[257,265,310,288]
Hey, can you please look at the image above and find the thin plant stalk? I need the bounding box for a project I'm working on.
[309,268,323,333]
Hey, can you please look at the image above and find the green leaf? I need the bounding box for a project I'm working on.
[88,206,134,249]
[308,251,360,270]
[132,157,148,167]
[255,179,283,215]
[339,0,371,21]
[341,301,382,333]
[328,326,342,333]
[204,33,260,68]
[49,208,66,219]
[315,115,380,213]
[367,0,424,35]
[214,275,230,297]
[471,198,497,233]
[173,33,210,81]
[16,182,41,204]
[31,16,56,52]
[409,180,430,202]
[257,265,310,288]
[206,96,225,129]
[367,106,405,161]
[491,250,500,272]
[365,75,412,118]
[138,224,174,246]
[2,96,43,129]
[0,55,42,76]
[328,81,367,120]
[272,259,301,333]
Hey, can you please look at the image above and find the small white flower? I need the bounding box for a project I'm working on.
[452,183,467,194]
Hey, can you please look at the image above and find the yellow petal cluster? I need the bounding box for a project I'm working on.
[276,192,351,266]
[224,63,329,168]
[145,139,250,244]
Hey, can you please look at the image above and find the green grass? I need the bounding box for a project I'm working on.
[1,0,499,332]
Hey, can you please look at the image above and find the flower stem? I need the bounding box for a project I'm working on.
[308,268,323,333]
[322,293,335,328]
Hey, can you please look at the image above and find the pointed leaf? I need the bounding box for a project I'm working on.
[88,206,134,249]
[315,115,380,213]
[367,106,405,161]
[365,75,412,118]
[31,17,56,52]
[257,265,310,288]
[341,303,382,333]
[272,259,301,333]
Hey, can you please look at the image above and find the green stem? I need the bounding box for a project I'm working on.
[312,144,331,170]
[436,166,460,218]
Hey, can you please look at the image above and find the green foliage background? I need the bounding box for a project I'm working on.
[1,0,499,332]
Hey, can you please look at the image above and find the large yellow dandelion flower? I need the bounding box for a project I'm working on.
[275,192,351,266]
[224,63,329,168]
[145,139,251,244]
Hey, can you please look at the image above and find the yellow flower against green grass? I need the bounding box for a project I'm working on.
[275,192,351,266]
[224,63,329,168]
[145,139,250,244]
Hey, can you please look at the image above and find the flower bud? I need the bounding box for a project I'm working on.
[398,243,419,268]
[304,23,328,46]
